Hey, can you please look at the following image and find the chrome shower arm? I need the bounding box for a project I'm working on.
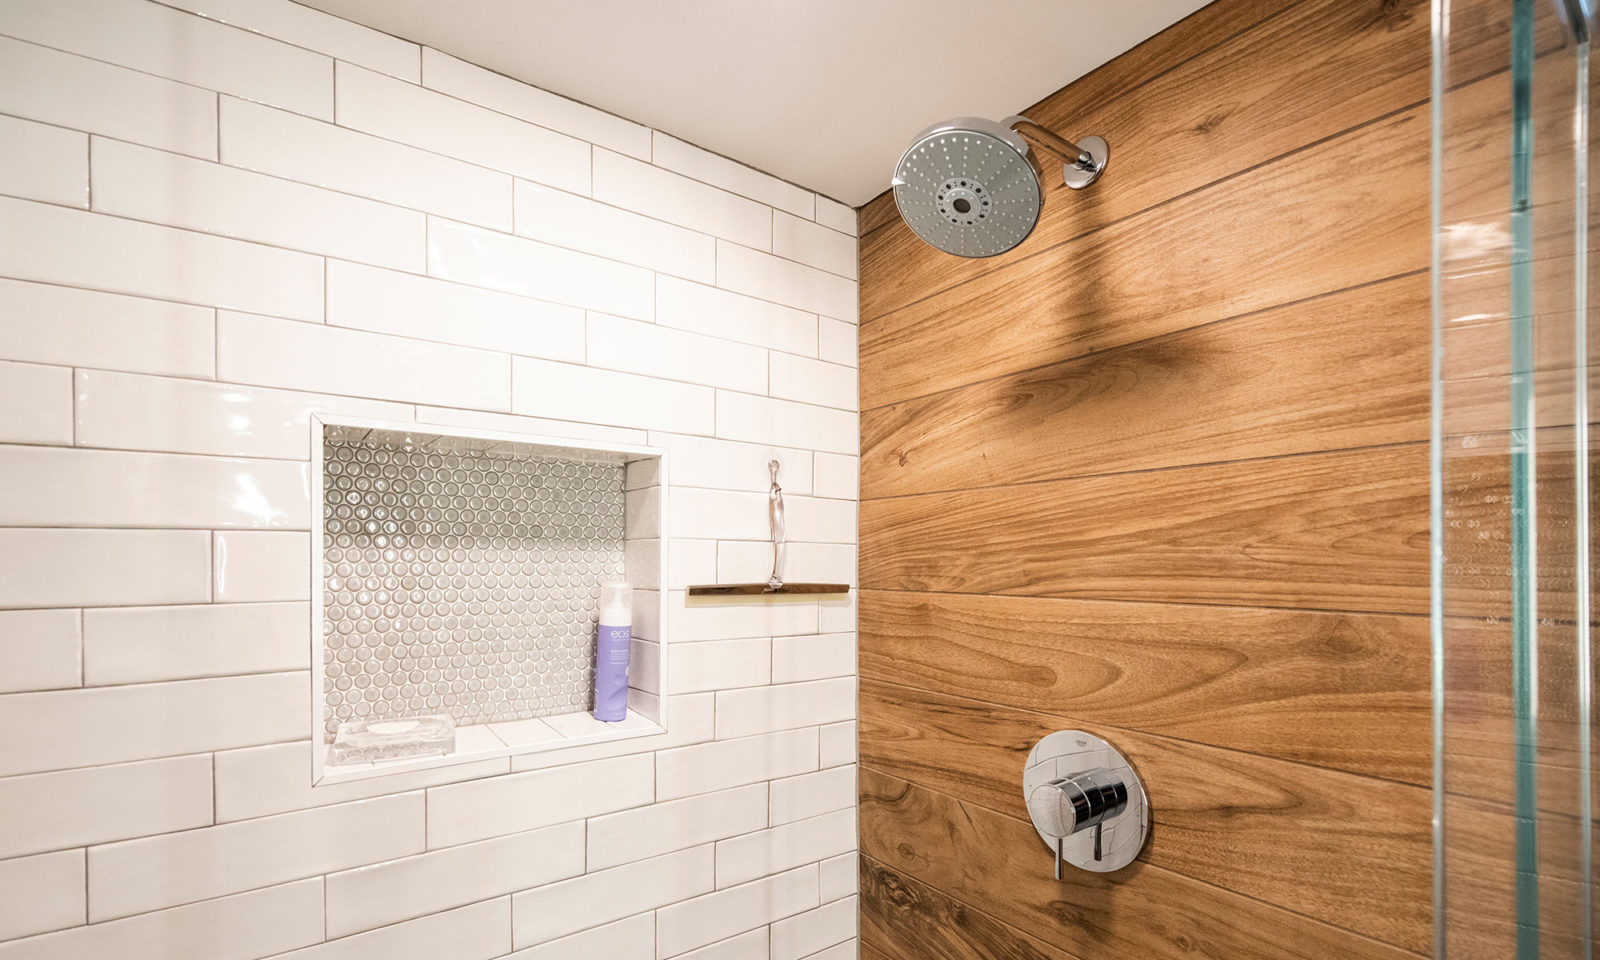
[1003,115,1096,170]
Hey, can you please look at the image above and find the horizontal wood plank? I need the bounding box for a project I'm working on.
[859,766,1425,960]
[860,857,1080,960]
[859,680,1432,952]
[859,105,1430,409]
[859,589,1429,783]
[860,445,1429,615]
[861,274,1430,498]
[861,0,1431,324]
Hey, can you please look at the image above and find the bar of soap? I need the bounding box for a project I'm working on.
[330,715,456,764]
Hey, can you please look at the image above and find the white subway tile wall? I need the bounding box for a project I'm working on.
[0,2,859,957]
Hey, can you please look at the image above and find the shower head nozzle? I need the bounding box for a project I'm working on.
[891,116,1107,259]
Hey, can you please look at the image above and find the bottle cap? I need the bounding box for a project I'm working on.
[600,581,632,624]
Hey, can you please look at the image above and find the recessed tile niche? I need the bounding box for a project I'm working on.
[311,416,667,784]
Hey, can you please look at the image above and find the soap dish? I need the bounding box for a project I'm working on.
[330,715,456,764]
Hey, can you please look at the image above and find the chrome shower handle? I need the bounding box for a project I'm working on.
[767,459,785,590]
[1028,767,1130,878]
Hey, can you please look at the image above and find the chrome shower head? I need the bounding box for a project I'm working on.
[891,116,1107,258]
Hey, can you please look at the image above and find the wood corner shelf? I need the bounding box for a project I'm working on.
[686,582,851,597]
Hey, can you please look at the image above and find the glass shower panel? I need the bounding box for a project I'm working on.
[1435,0,1596,956]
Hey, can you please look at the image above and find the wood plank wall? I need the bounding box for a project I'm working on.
[854,1,1525,957]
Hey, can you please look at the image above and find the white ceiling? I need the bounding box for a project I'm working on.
[300,0,1213,207]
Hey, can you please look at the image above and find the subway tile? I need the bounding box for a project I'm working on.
[216,741,507,822]
[698,496,852,547]
[0,36,216,159]
[812,198,857,237]
[506,912,654,960]
[769,897,857,960]
[768,354,857,411]
[0,609,79,694]
[714,392,857,456]
[768,767,856,828]
[0,877,323,960]
[669,638,771,695]
[625,457,664,490]
[0,446,310,529]
[656,277,817,357]
[157,0,420,81]
[797,941,855,960]
[817,853,856,904]
[514,181,714,282]
[0,115,86,207]
[587,313,767,394]
[652,134,813,219]
[0,755,212,859]
[786,497,857,543]
[337,63,589,193]
[75,370,411,460]
[671,928,769,960]
[416,406,647,446]
[0,278,214,379]
[0,672,307,776]
[328,821,585,938]
[0,528,210,609]
[771,214,856,280]
[221,98,509,230]
[594,149,772,250]
[771,633,855,685]
[669,596,819,642]
[508,692,714,772]
[656,864,819,957]
[429,217,654,320]
[487,716,562,748]
[625,537,662,590]
[0,198,323,322]
[817,593,855,635]
[426,753,652,848]
[89,792,424,921]
[267,898,509,960]
[816,319,856,368]
[512,358,714,435]
[0,360,71,444]
[819,723,856,768]
[645,434,812,495]
[92,138,424,273]
[0,0,331,118]
[715,242,857,322]
[668,489,769,541]
[656,728,819,801]
[327,261,583,361]
[625,486,662,540]
[629,638,662,696]
[588,782,769,871]
[214,531,310,603]
[652,533,704,589]
[715,679,857,740]
[811,454,858,500]
[716,542,856,589]
[218,311,510,410]
[421,49,650,160]
[82,602,307,685]
[510,845,714,948]
[0,850,84,942]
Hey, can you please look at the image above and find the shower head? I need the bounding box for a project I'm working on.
[891,116,1107,258]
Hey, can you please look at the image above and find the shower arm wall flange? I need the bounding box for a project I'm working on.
[1002,115,1108,190]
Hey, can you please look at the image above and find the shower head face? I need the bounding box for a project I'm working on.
[892,117,1043,258]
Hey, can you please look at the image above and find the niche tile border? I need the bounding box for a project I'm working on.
[310,415,668,786]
